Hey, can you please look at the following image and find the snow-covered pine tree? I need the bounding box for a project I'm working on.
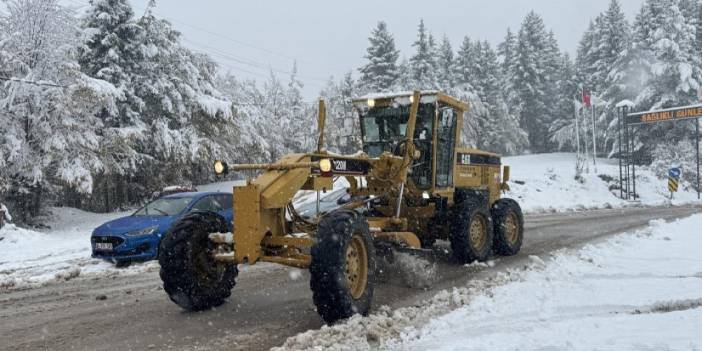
[454,36,477,88]
[410,19,438,90]
[576,20,600,91]
[588,0,631,154]
[497,28,517,78]
[358,21,400,93]
[550,53,587,152]
[78,0,144,127]
[543,30,565,151]
[320,72,359,154]
[282,62,315,153]
[394,58,413,90]
[436,35,454,90]
[631,0,701,109]
[605,0,702,161]
[513,11,553,152]
[473,41,527,154]
[216,72,272,164]
[136,4,234,190]
[679,0,702,57]
[0,0,110,220]
[497,28,521,119]
[599,0,631,86]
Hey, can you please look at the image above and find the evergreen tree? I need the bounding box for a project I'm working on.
[632,0,700,109]
[454,36,477,87]
[497,28,520,119]
[604,0,702,159]
[358,21,400,92]
[436,35,454,90]
[474,41,528,154]
[410,19,437,89]
[320,72,359,154]
[550,54,587,152]
[497,28,517,76]
[395,58,413,90]
[78,0,144,126]
[513,11,554,151]
[0,0,109,220]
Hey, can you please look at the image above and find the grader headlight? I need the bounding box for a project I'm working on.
[319,158,332,173]
[214,160,228,176]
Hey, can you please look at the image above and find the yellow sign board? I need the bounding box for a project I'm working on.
[628,104,702,125]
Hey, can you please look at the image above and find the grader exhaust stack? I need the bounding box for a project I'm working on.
[158,90,525,324]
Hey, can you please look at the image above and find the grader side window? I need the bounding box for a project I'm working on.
[436,106,457,188]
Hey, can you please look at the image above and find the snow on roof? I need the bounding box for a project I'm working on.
[354,90,440,101]
[353,91,442,108]
[615,100,635,108]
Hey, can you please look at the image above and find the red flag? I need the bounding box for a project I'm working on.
[582,90,591,108]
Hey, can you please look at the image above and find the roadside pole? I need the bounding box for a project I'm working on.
[592,101,597,172]
[574,96,581,173]
[697,117,700,199]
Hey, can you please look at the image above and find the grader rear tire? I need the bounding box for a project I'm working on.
[159,211,238,311]
[491,198,524,256]
[450,200,494,263]
[310,210,376,324]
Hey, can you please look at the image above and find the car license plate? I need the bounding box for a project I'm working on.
[95,242,113,251]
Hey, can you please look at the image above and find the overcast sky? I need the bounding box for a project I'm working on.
[92,0,645,98]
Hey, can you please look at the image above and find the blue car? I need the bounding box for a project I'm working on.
[91,192,233,266]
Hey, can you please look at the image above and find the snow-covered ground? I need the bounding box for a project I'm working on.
[0,153,698,291]
[504,153,700,213]
[277,214,702,351]
[0,207,147,290]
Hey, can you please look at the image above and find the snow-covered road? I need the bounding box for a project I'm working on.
[1,204,700,351]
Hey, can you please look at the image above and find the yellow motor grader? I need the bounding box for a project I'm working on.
[158,90,524,323]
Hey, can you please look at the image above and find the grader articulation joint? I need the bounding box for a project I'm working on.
[158,90,524,323]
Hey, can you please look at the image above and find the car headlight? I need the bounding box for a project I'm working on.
[319,158,332,173]
[125,225,159,237]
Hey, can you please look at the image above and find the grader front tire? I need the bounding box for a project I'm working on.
[158,211,238,311]
[310,210,376,324]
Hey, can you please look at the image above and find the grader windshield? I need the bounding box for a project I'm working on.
[360,103,435,158]
[359,101,436,188]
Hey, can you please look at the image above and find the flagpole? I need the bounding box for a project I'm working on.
[574,95,580,158]
[582,87,589,173]
[592,93,597,173]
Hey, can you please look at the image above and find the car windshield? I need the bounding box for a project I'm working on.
[133,197,193,216]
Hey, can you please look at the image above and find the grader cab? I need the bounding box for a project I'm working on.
[158,90,524,323]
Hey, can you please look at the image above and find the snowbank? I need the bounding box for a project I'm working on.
[0,207,149,290]
[1,203,10,222]
[277,214,702,350]
[387,215,702,350]
[504,153,700,213]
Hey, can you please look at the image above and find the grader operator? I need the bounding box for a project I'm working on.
[158,90,524,323]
